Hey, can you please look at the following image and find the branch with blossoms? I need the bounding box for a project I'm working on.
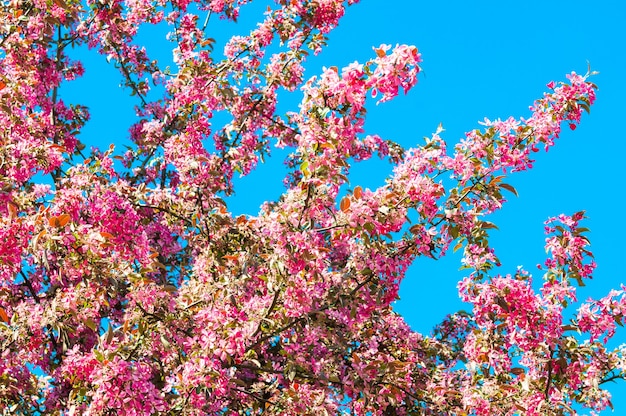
[452,211,626,414]
[1,0,625,415]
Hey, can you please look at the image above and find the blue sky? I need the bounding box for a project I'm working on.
[61,0,626,412]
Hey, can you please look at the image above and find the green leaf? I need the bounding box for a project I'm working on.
[85,319,98,332]
[316,107,330,118]
[579,102,591,113]
[573,274,585,287]
[300,161,310,178]
[106,324,114,343]
[361,268,373,276]
[480,221,499,230]
[453,241,463,253]
[499,183,518,197]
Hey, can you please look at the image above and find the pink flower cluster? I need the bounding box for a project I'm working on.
[0,0,622,415]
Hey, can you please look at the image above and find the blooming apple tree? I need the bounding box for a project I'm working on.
[0,0,624,415]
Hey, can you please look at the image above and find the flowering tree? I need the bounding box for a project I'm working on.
[0,0,624,414]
